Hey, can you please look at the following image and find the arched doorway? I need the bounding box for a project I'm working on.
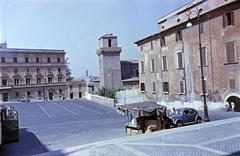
[226,96,240,112]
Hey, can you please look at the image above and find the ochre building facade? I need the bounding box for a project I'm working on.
[135,0,240,111]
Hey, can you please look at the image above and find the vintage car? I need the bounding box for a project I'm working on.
[0,105,19,147]
[117,101,167,135]
[166,107,202,128]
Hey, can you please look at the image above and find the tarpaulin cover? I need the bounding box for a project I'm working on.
[118,101,167,119]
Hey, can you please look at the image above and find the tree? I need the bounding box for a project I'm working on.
[97,85,120,99]
[65,58,74,81]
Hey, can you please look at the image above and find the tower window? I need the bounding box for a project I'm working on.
[108,39,111,47]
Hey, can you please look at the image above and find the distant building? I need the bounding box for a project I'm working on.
[134,0,240,111]
[0,43,86,102]
[121,60,139,89]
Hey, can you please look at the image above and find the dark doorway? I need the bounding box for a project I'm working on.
[70,93,73,99]
[49,92,53,100]
[227,96,240,112]
[3,93,8,102]
[79,92,82,98]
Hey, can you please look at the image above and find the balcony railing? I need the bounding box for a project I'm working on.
[0,85,12,90]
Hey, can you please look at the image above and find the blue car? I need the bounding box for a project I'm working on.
[166,108,202,128]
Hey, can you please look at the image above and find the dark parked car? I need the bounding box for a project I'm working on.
[166,108,202,128]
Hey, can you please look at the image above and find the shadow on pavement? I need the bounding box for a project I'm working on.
[0,128,49,156]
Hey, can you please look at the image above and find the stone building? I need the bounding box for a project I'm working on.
[96,34,139,90]
[96,34,122,89]
[134,0,240,111]
[0,43,85,102]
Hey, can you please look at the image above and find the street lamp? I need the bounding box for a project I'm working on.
[186,3,210,122]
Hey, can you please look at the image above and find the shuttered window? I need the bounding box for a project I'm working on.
[151,59,155,72]
[163,82,169,92]
[153,82,156,92]
[180,81,184,93]
[162,56,167,71]
[200,47,207,66]
[177,52,183,69]
[229,79,235,89]
[226,42,235,63]
[141,61,144,73]
[176,30,182,42]
[223,12,235,28]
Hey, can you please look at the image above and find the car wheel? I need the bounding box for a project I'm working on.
[197,118,202,124]
[177,121,182,127]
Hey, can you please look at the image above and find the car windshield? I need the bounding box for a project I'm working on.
[168,110,183,115]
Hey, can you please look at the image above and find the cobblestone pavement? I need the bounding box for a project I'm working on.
[34,116,240,156]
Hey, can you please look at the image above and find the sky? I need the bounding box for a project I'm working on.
[0,0,192,78]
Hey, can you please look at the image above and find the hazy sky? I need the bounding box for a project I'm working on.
[1,0,191,78]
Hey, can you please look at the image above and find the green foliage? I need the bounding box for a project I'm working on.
[65,58,74,81]
[97,85,120,99]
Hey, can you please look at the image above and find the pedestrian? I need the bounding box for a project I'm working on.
[225,102,229,112]
[231,101,235,112]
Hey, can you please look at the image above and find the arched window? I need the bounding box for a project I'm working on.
[108,39,111,47]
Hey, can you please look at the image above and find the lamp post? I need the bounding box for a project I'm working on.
[186,3,210,122]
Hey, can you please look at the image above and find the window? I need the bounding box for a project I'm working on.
[141,83,145,91]
[163,82,169,93]
[79,85,81,91]
[58,68,61,72]
[161,37,165,47]
[58,77,62,82]
[200,22,204,34]
[151,59,155,72]
[2,69,6,74]
[14,69,18,74]
[26,69,30,73]
[57,58,60,63]
[153,82,156,92]
[226,42,235,63]
[48,68,51,73]
[151,41,153,50]
[1,57,5,63]
[59,89,62,93]
[14,79,19,85]
[176,30,182,42]
[16,92,19,97]
[38,91,41,95]
[37,69,40,73]
[2,79,7,85]
[162,56,167,71]
[48,77,52,83]
[141,61,144,73]
[36,57,39,63]
[200,47,207,66]
[27,91,30,96]
[25,57,29,63]
[13,57,17,63]
[180,81,184,94]
[47,58,51,63]
[108,39,111,47]
[229,79,235,89]
[70,85,73,92]
[37,78,41,84]
[223,12,235,28]
[177,52,183,69]
[141,45,143,51]
[26,78,31,84]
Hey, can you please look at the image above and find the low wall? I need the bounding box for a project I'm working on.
[85,92,115,107]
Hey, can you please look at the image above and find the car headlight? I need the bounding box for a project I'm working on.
[172,118,175,122]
